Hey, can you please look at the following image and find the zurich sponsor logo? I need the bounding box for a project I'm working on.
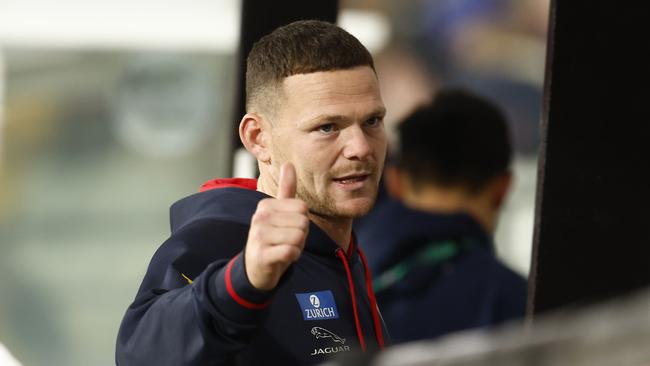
[295,290,339,320]
[310,294,320,308]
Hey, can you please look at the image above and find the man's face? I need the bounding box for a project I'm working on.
[269,66,387,218]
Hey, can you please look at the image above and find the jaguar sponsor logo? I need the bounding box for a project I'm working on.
[310,345,351,355]
[310,327,351,356]
[311,327,345,344]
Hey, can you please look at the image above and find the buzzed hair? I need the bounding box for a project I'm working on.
[394,88,513,193]
[245,20,375,114]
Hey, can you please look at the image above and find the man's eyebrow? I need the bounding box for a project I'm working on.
[369,106,387,118]
[357,107,387,122]
[308,107,387,124]
[308,115,349,124]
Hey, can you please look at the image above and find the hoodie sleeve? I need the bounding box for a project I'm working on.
[116,219,274,365]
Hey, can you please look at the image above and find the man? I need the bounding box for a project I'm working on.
[116,20,388,365]
[355,89,527,344]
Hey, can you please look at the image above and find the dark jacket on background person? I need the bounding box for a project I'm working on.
[116,179,386,365]
[356,198,526,344]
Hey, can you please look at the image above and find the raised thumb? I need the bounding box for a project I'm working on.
[277,162,297,199]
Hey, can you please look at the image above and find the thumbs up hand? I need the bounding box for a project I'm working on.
[245,162,310,290]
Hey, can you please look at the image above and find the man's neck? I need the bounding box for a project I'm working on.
[256,172,274,196]
[402,186,496,234]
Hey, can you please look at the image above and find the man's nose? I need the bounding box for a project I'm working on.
[342,126,372,160]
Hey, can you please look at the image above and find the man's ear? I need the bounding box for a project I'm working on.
[384,165,407,200]
[239,113,271,165]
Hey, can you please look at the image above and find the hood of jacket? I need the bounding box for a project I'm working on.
[170,178,353,259]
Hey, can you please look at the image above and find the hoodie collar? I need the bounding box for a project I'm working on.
[197,177,350,260]
[301,218,356,260]
[200,178,258,192]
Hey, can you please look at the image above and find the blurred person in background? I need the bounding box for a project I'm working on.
[356,88,526,344]
[388,0,548,154]
[116,20,388,365]
[372,44,438,147]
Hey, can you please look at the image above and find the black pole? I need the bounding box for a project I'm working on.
[529,0,650,316]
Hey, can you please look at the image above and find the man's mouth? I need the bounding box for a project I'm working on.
[332,174,370,186]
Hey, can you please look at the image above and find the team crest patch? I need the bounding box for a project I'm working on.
[295,290,339,320]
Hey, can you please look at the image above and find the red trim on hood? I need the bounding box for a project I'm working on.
[200,178,258,192]
[358,248,385,349]
[336,248,367,352]
[336,238,386,351]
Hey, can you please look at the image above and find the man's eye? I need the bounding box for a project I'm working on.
[366,117,383,127]
[318,124,336,133]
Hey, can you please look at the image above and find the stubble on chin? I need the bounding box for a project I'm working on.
[296,184,379,219]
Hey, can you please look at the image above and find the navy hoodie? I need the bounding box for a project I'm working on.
[355,198,526,344]
[116,179,386,365]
